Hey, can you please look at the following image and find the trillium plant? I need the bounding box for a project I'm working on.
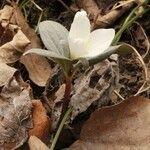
[24,10,134,150]
[24,10,133,118]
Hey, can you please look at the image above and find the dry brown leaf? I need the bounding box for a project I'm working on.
[11,3,52,87]
[0,74,33,150]
[0,5,13,20]
[0,24,14,46]
[21,54,52,86]
[70,96,150,150]
[76,0,134,29]
[75,0,99,23]
[28,136,49,150]
[0,5,17,29]
[0,63,16,86]
[29,100,51,142]
[0,30,30,63]
[0,5,30,64]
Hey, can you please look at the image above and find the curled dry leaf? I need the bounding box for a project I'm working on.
[28,136,49,150]
[70,96,150,150]
[0,5,30,64]
[12,3,52,86]
[0,74,33,150]
[0,63,16,86]
[0,5,13,20]
[0,5,17,30]
[29,100,51,142]
[0,30,30,63]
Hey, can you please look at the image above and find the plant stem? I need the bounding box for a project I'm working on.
[112,5,150,45]
[57,76,72,127]
[50,107,72,150]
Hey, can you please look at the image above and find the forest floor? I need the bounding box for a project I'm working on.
[0,0,150,150]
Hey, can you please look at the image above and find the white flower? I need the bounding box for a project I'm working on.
[68,10,115,59]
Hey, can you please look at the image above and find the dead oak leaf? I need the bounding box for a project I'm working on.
[70,96,150,150]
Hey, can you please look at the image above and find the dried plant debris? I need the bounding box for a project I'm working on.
[70,96,150,150]
[0,74,32,150]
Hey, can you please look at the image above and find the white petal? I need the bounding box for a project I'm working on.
[69,38,89,59]
[69,10,90,41]
[88,29,115,57]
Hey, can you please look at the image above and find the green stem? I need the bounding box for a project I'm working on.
[112,5,150,45]
[112,15,137,45]
[50,107,72,150]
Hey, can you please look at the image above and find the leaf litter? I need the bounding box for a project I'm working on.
[0,0,149,150]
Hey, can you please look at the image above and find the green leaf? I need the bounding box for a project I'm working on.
[24,48,70,61]
[24,48,72,76]
[38,21,70,58]
[88,43,134,65]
